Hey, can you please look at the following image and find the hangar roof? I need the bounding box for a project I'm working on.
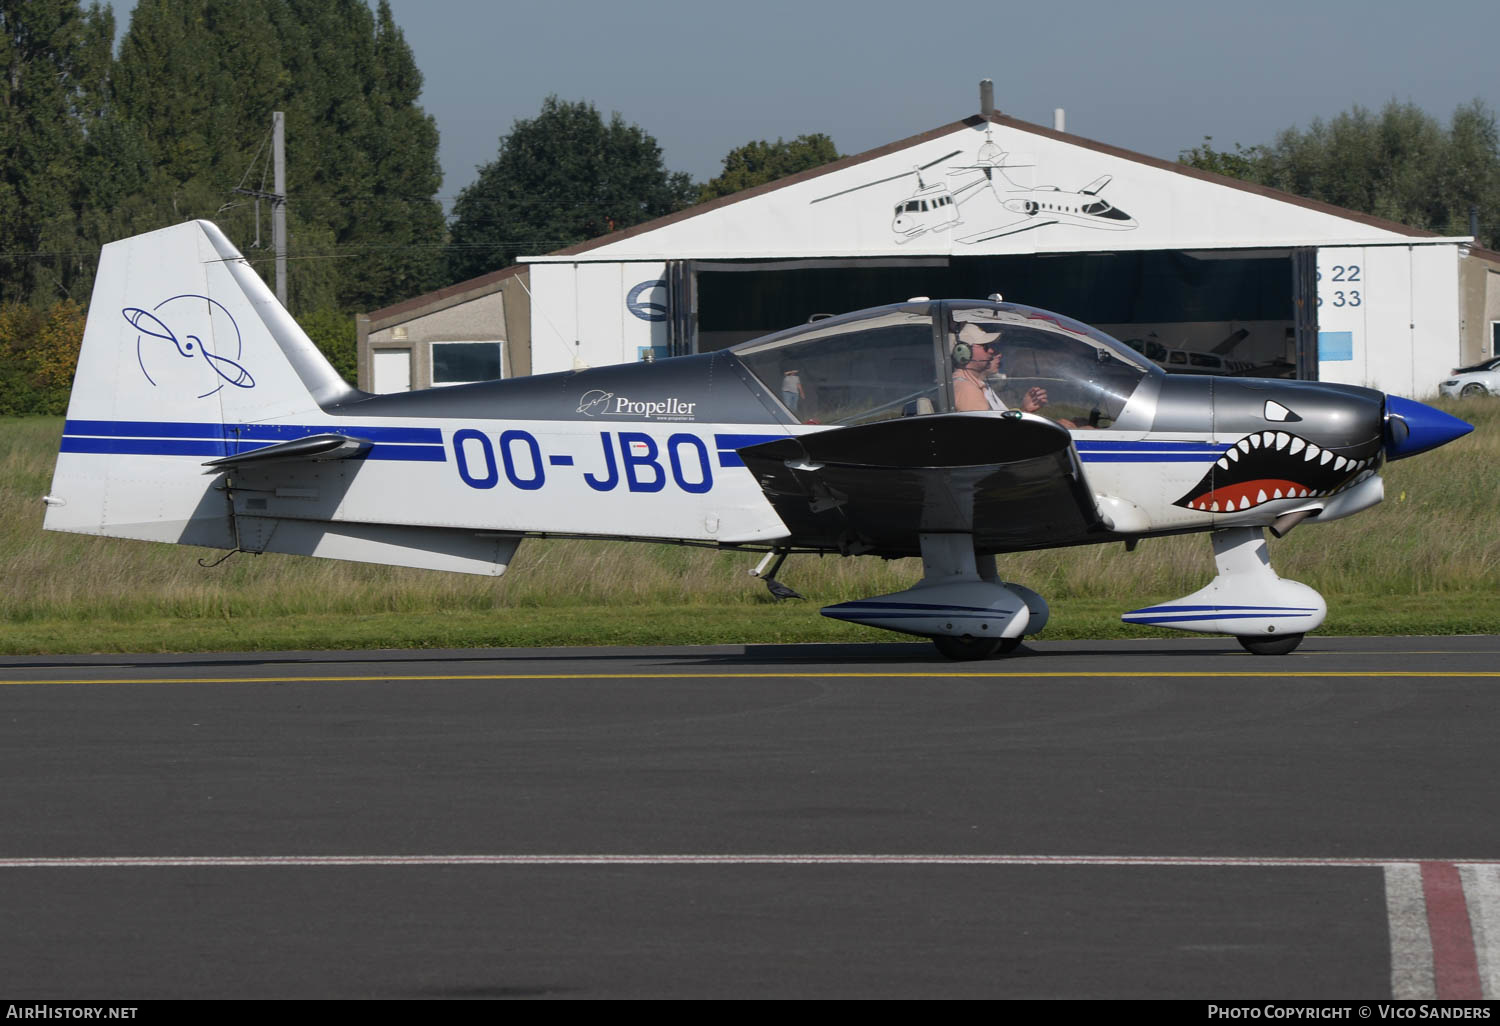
[365,262,525,330]
[526,112,1465,263]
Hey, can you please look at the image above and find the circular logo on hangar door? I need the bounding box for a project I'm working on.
[627,280,668,322]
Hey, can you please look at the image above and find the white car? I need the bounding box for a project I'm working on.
[1438,356,1500,398]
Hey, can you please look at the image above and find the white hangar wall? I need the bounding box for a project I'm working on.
[1316,245,1462,397]
[532,249,1470,397]
[529,261,669,375]
[521,114,1473,396]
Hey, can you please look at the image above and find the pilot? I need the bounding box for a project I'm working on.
[951,322,1048,414]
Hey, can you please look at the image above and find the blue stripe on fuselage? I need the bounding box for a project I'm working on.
[1076,439,1219,464]
[713,432,787,468]
[60,420,446,461]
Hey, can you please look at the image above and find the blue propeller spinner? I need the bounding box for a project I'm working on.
[1384,395,1473,460]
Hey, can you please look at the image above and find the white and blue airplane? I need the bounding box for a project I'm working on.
[43,221,1472,658]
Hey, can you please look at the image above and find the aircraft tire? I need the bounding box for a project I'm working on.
[933,635,1003,661]
[1236,632,1305,656]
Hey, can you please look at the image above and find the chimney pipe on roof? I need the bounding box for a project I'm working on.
[1054,108,1066,133]
[979,79,994,118]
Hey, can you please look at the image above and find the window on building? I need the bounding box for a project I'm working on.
[431,342,503,386]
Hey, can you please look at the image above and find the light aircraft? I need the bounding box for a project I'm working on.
[1124,330,1257,376]
[44,221,1472,659]
[1123,330,1297,380]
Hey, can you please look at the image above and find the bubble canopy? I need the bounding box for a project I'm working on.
[731,300,1161,429]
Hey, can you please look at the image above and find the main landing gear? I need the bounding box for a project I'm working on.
[820,534,1048,661]
[932,635,1024,661]
[819,527,1322,660]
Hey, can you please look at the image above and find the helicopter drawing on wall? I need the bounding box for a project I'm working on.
[812,125,1139,245]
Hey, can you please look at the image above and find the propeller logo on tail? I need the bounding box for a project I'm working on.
[123,294,255,399]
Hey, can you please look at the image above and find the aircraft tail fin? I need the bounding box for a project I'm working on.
[44,220,360,548]
[1210,328,1251,356]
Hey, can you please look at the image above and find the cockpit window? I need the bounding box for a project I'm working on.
[731,300,1158,429]
[1081,200,1131,220]
[945,302,1156,429]
[733,305,940,425]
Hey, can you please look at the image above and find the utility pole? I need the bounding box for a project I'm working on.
[272,111,286,306]
[233,111,288,305]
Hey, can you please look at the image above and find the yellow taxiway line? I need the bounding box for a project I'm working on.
[2,670,1500,686]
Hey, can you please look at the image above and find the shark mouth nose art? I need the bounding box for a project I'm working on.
[1173,430,1380,513]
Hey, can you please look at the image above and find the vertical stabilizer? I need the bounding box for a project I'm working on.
[44,220,357,546]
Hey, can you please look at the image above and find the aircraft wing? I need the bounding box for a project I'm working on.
[737,413,1105,556]
[957,216,1058,244]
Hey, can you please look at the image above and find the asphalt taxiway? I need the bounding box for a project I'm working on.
[1,635,1498,998]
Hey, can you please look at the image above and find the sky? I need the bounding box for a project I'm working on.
[112,0,1500,213]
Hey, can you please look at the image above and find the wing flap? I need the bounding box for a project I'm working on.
[738,413,1105,555]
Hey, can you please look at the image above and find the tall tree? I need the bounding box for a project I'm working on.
[1180,99,1500,250]
[337,0,446,306]
[109,0,445,312]
[0,0,115,303]
[698,133,839,203]
[446,96,696,282]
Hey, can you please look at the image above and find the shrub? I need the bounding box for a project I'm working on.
[0,302,86,416]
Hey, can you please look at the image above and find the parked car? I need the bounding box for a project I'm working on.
[1438,356,1500,398]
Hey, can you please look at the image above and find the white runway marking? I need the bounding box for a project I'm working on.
[1385,864,1436,998]
[1384,862,1495,999]
[0,853,1481,868]
[1463,865,1500,998]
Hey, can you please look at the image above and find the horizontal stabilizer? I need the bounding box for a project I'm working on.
[234,518,522,577]
[203,433,371,469]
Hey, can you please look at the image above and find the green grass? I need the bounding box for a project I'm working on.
[2,401,1497,654]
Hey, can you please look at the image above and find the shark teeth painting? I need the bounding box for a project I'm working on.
[1173,429,1383,513]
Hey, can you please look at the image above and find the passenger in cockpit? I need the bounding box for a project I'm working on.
[951,322,1049,414]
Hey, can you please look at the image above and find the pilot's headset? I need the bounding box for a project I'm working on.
[952,322,1001,367]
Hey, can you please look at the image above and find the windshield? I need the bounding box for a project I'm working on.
[945,302,1156,428]
[732,300,1158,429]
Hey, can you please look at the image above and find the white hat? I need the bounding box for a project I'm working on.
[957,322,1001,345]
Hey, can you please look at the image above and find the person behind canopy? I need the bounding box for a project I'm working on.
[950,321,1048,414]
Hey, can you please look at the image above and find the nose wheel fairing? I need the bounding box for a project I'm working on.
[1121,527,1326,650]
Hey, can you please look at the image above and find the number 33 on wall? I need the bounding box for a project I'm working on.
[1317,264,1363,307]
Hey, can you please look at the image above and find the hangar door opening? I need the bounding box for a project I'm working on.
[689,249,1316,378]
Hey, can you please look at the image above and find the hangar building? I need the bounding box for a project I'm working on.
[359,104,1500,399]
